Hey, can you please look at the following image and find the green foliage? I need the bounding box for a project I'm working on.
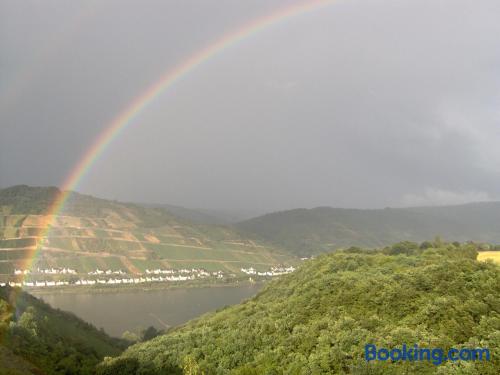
[383,241,419,255]
[100,242,500,374]
[0,185,60,215]
[141,326,162,342]
[122,330,141,343]
[183,355,205,375]
[96,357,141,375]
[0,287,128,374]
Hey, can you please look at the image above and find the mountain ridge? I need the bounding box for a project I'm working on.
[235,202,500,256]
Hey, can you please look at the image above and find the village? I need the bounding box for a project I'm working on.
[240,265,295,276]
[15,267,78,275]
[1,265,296,288]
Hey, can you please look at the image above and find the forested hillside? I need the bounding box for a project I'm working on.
[98,241,500,374]
[0,186,295,286]
[0,287,127,374]
[236,205,500,256]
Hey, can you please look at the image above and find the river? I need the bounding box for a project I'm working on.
[33,284,262,337]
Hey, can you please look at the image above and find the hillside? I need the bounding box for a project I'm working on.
[0,286,127,374]
[236,204,500,256]
[0,186,295,287]
[147,204,262,226]
[98,242,500,374]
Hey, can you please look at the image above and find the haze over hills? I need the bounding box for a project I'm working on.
[145,203,263,226]
[0,185,295,283]
[236,203,500,256]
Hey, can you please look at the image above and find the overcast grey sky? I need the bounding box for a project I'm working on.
[1,0,499,211]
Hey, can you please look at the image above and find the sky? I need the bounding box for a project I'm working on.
[1,0,500,212]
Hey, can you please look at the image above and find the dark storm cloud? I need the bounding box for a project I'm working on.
[1,0,500,211]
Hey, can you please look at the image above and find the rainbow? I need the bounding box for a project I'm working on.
[24,0,335,272]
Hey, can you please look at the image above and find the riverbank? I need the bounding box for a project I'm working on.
[28,277,266,295]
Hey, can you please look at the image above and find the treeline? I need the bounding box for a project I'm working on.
[98,241,500,374]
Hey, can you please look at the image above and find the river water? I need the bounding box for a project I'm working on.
[33,284,262,337]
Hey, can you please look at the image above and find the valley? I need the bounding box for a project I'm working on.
[0,186,499,374]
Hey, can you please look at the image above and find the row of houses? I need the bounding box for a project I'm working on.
[145,268,226,278]
[14,268,77,275]
[14,267,230,279]
[241,266,296,276]
[14,269,30,275]
[145,268,203,275]
[1,280,69,287]
[13,268,124,277]
[1,273,228,288]
[270,266,296,274]
[88,269,125,275]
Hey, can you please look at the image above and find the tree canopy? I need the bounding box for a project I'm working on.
[99,241,500,374]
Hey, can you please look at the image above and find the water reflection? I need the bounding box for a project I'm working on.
[33,285,262,337]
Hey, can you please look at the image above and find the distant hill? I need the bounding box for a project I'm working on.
[235,203,500,256]
[145,203,262,226]
[0,186,295,281]
[98,242,500,374]
[0,286,127,374]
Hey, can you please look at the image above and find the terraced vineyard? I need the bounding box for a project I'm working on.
[0,186,296,285]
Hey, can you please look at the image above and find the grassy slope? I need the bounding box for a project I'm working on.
[236,204,500,256]
[0,186,295,278]
[98,242,500,374]
[0,287,127,374]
